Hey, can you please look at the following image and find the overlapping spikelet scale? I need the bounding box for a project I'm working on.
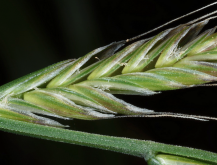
[1,20,217,126]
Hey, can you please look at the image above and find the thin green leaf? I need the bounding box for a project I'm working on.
[0,118,216,164]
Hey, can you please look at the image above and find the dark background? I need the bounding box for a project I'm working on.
[0,0,217,165]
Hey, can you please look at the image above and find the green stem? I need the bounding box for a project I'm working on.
[1,117,217,164]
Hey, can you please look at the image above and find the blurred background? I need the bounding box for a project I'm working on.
[0,0,217,164]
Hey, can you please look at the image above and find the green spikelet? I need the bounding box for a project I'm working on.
[2,3,217,165]
[1,19,217,126]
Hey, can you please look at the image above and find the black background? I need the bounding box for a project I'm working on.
[0,0,217,165]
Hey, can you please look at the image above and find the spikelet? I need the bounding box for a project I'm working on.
[2,7,217,127]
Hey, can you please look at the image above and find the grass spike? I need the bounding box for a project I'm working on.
[1,19,217,124]
[2,3,217,164]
